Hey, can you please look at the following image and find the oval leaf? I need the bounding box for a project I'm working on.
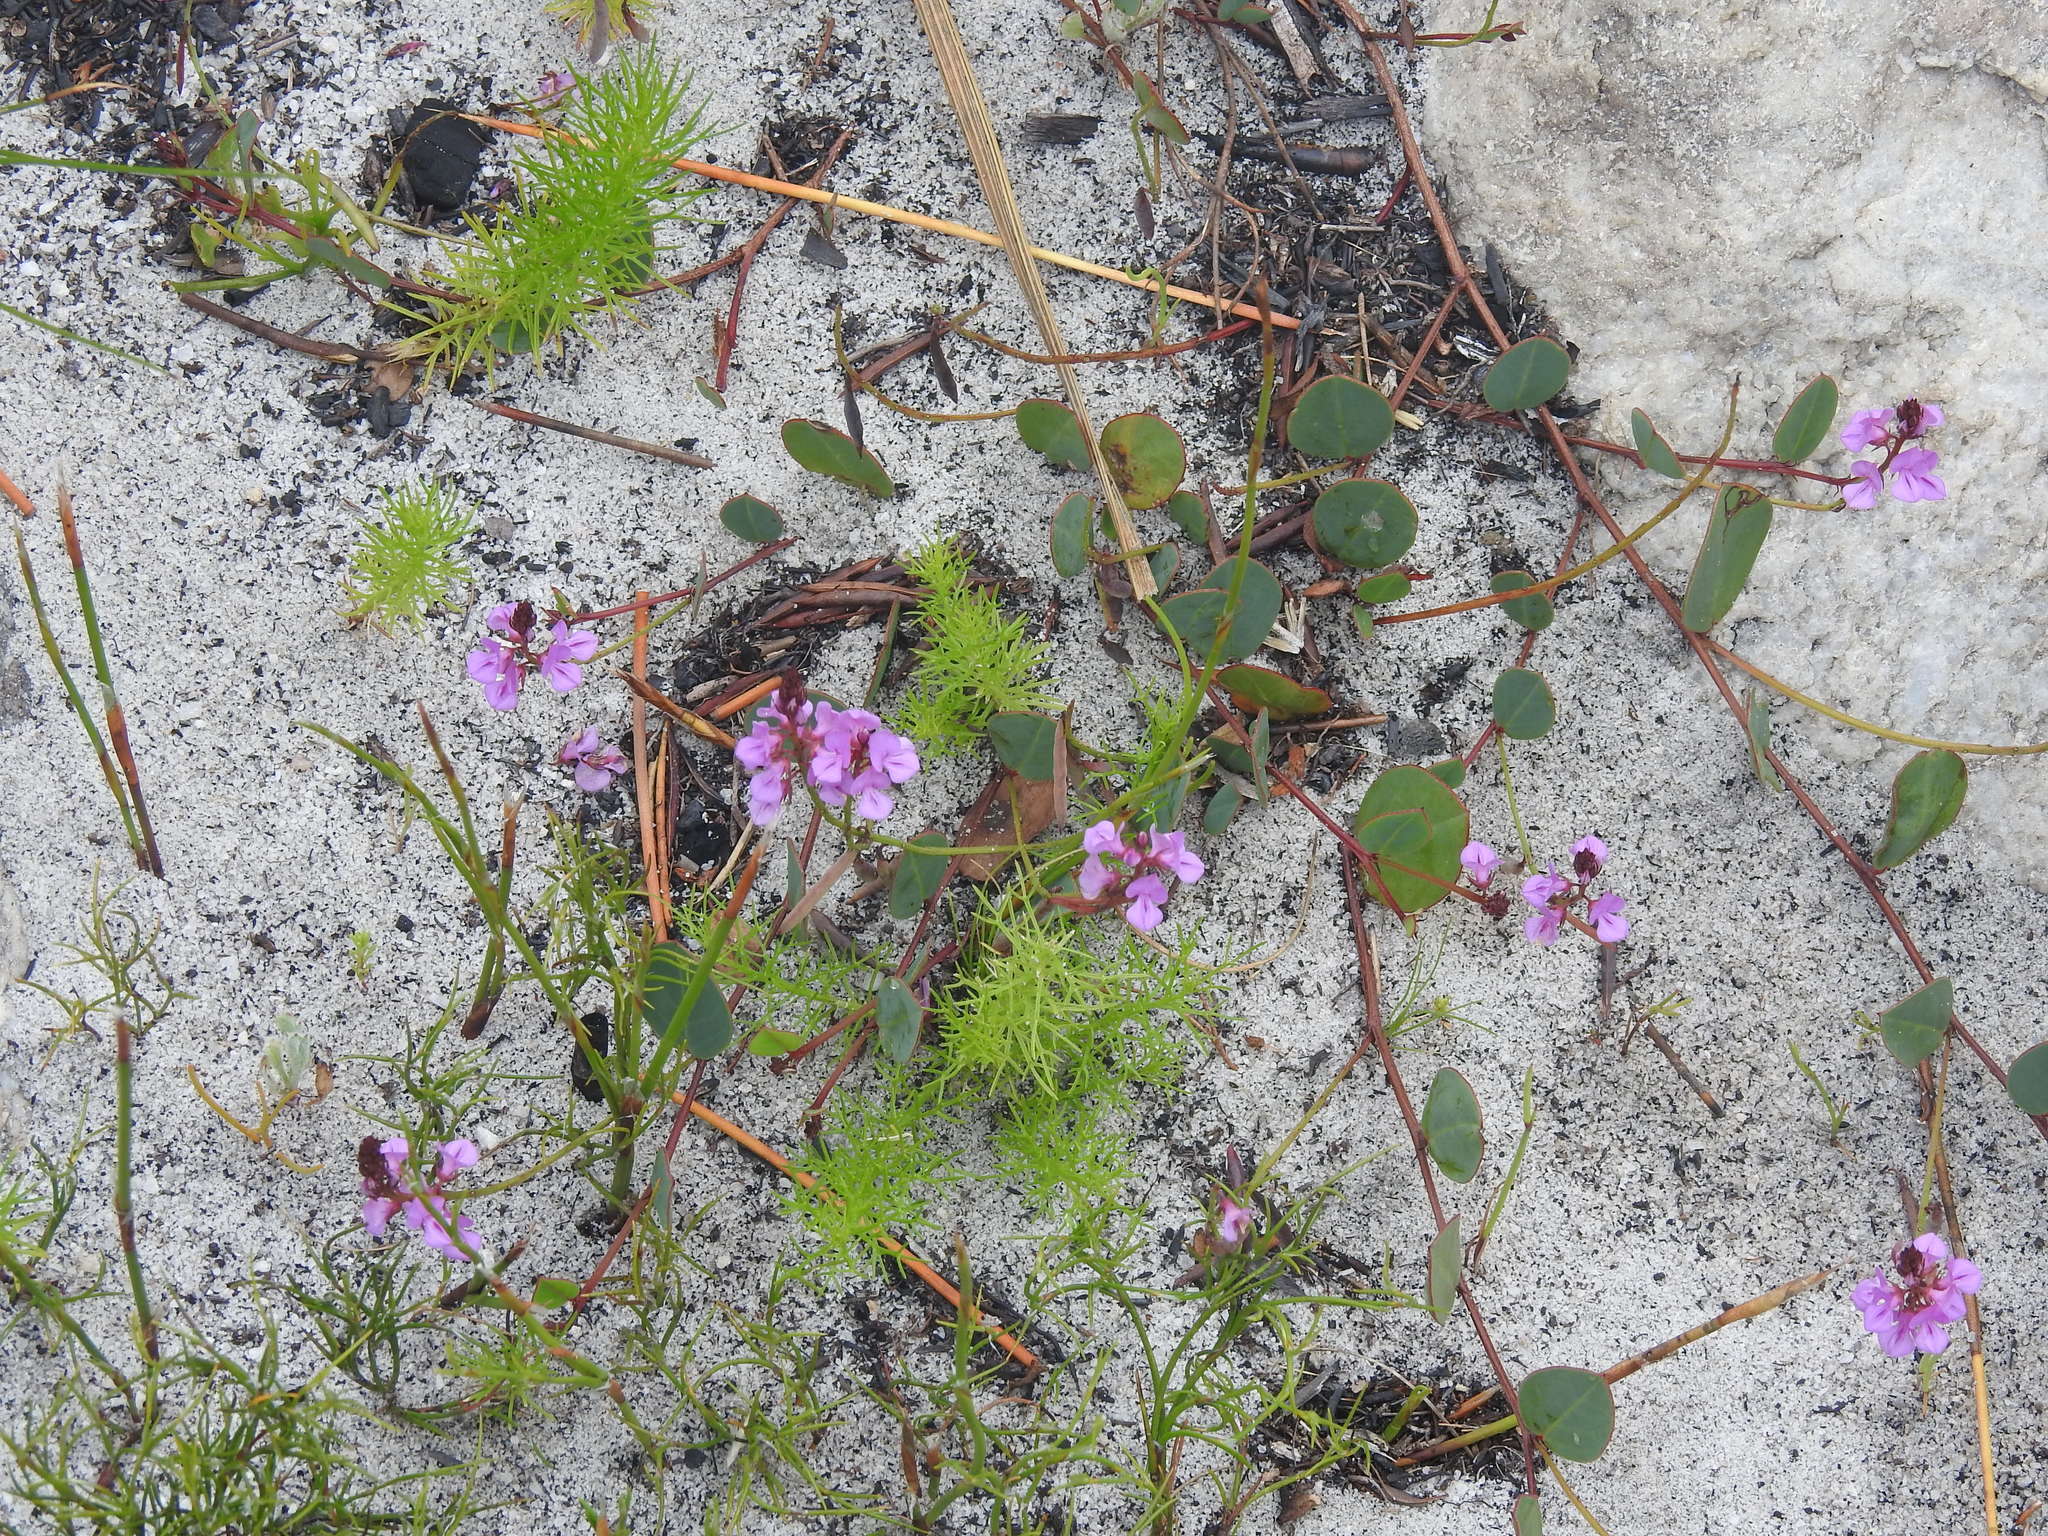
[639,940,694,1042]
[1427,757,1466,790]
[781,419,893,497]
[1216,663,1331,722]
[1518,1367,1615,1463]
[1872,749,1966,871]
[1629,408,1684,479]
[1877,976,1952,1068]
[719,494,785,543]
[1420,1068,1484,1183]
[1680,485,1773,633]
[1313,477,1418,570]
[532,1276,580,1310]
[1099,413,1186,509]
[1017,397,1090,469]
[1352,766,1468,916]
[685,981,734,1059]
[1355,569,1412,605]
[1426,1215,1462,1321]
[1050,492,1093,579]
[1771,374,1838,465]
[889,833,950,920]
[2007,1041,2048,1115]
[1482,336,1570,412]
[1513,1494,1545,1536]
[875,976,922,1065]
[1287,375,1394,460]
[987,712,1058,780]
[1163,490,1209,543]
[1160,557,1283,663]
[1491,668,1556,740]
[1202,783,1243,835]
[1491,569,1555,631]
[747,1026,808,1057]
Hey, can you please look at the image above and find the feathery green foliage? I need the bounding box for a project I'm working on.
[898,538,1055,756]
[343,479,473,631]
[785,1076,963,1277]
[394,48,712,377]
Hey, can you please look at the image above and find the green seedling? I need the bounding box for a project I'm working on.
[343,479,475,631]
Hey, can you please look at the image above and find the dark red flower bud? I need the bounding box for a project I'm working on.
[1482,891,1512,919]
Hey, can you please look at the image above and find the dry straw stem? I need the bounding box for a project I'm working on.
[680,1095,1041,1374]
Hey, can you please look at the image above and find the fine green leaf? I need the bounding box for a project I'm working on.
[1491,569,1555,631]
[1518,1367,1616,1463]
[1287,375,1394,460]
[875,976,922,1065]
[1164,490,1209,543]
[1420,1068,1484,1183]
[1099,413,1187,509]
[1160,557,1283,662]
[532,1276,580,1310]
[1313,477,1419,569]
[1017,397,1090,469]
[719,494,785,543]
[1877,976,1952,1068]
[1355,569,1412,604]
[685,980,734,1059]
[1744,685,1783,793]
[781,418,893,497]
[1049,492,1093,579]
[1491,668,1556,740]
[747,1027,808,1057]
[1513,1494,1545,1536]
[1482,336,1570,412]
[1630,408,1684,479]
[2006,1041,2048,1115]
[1772,374,1839,465]
[1427,757,1466,790]
[987,712,1059,780]
[889,833,950,920]
[1426,1215,1463,1321]
[1872,750,1967,870]
[1203,784,1243,835]
[1353,765,1469,916]
[1216,664,1331,722]
[1680,484,1773,633]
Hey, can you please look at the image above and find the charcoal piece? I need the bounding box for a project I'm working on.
[1383,715,1448,761]
[571,1011,611,1103]
[396,100,491,211]
[1022,113,1100,145]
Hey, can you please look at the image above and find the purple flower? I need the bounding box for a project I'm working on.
[466,601,597,710]
[359,1135,483,1260]
[536,69,574,104]
[559,727,628,792]
[1841,460,1883,510]
[1840,407,1894,453]
[1460,841,1501,889]
[1887,447,1946,503]
[1139,830,1205,884]
[1074,816,1202,931]
[1523,904,1564,946]
[1587,890,1629,943]
[809,703,921,822]
[1569,834,1608,879]
[1854,1232,1982,1358]
[1521,865,1569,908]
[1215,1195,1255,1253]
[537,621,598,693]
[735,690,818,826]
[1124,873,1170,932]
[1896,399,1943,438]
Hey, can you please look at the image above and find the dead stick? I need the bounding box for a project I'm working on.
[475,400,712,469]
[1640,1020,1724,1118]
[614,669,737,750]
[630,594,667,941]
[176,291,365,361]
[715,129,854,392]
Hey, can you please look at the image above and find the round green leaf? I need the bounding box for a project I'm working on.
[1202,784,1243,835]
[1050,492,1093,579]
[1482,336,1571,412]
[1148,542,1180,592]
[987,712,1058,779]
[2007,1041,2048,1115]
[1491,569,1555,631]
[1163,490,1209,544]
[781,418,893,498]
[1099,413,1186,509]
[1518,1367,1616,1463]
[1287,375,1394,460]
[1772,374,1839,465]
[889,833,950,920]
[1216,663,1331,722]
[1872,749,1966,871]
[639,940,694,1043]
[1426,757,1466,790]
[1491,668,1556,740]
[1425,1214,1463,1321]
[1352,765,1468,916]
[1680,485,1773,633]
[1630,408,1684,479]
[1513,1494,1545,1536]
[747,1027,808,1057]
[1420,1068,1484,1183]
[1160,557,1283,663]
[875,976,922,1065]
[1355,569,1412,605]
[719,494,785,543]
[1877,975,1952,1068]
[532,1276,581,1310]
[1017,397,1090,469]
[684,980,734,1059]
[1312,477,1418,569]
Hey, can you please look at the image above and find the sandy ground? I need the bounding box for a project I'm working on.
[1,2,2042,1533]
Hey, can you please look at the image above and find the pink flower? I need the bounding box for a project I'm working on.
[1123,873,1170,932]
[1897,399,1943,438]
[1523,904,1564,946]
[1840,407,1894,453]
[735,691,818,826]
[1521,865,1569,907]
[466,601,597,710]
[1569,834,1608,879]
[810,703,920,822]
[1841,460,1883,510]
[360,1135,483,1260]
[1854,1232,1982,1358]
[1587,890,1629,943]
[1460,841,1501,889]
[1214,1195,1255,1253]
[1887,447,1946,503]
[536,69,574,104]
[1074,817,1202,931]
[559,727,628,792]
[537,621,598,692]
[1142,830,1205,884]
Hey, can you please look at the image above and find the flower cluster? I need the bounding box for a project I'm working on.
[466,601,598,711]
[1839,398,1945,509]
[733,682,920,827]
[1078,817,1204,932]
[359,1135,482,1261]
[1464,835,1628,946]
[1177,1146,1288,1286]
[558,726,627,792]
[1853,1232,1982,1357]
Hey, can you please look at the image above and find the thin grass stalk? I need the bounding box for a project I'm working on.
[112,1015,158,1361]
